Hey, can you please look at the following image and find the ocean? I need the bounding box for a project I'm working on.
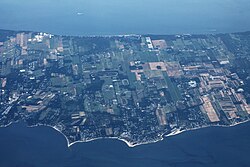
[0,0,250,36]
[0,122,250,167]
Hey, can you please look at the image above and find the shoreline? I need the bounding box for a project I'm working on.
[1,119,250,148]
[1,28,250,39]
[25,119,250,148]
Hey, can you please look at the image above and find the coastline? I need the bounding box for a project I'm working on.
[24,119,250,148]
[0,119,250,148]
[2,28,250,39]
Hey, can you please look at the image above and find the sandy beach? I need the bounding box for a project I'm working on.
[1,119,249,148]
